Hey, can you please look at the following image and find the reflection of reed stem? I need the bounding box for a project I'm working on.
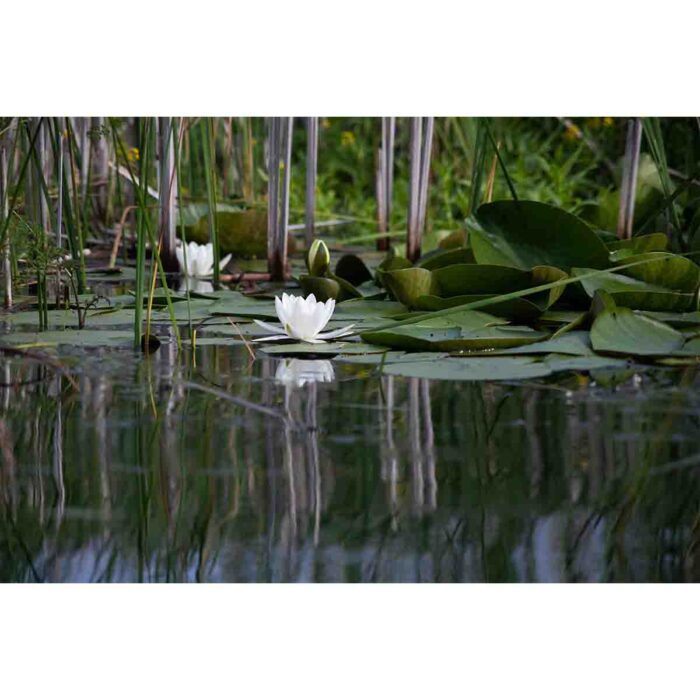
[409,378,424,511]
[420,379,437,511]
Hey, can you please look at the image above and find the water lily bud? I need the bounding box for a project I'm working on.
[307,239,331,276]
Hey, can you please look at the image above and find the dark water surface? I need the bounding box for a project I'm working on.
[1,341,699,582]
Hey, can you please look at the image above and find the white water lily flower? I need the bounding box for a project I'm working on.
[178,278,214,295]
[254,293,355,344]
[275,359,335,387]
[176,241,231,278]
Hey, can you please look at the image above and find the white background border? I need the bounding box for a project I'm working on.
[2,2,699,697]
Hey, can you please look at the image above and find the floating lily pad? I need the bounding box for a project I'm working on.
[432,264,531,297]
[473,200,610,270]
[298,275,342,302]
[335,254,373,287]
[573,267,696,312]
[361,310,548,351]
[208,292,278,319]
[615,252,700,292]
[381,267,436,307]
[380,352,626,381]
[382,356,553,381]
[484,331,594,357]
[417,247,475,270]
[591,308,685,356]
[607,232,668,254]
[414,294,544,323]
[1,329,135,348]
[644,310,700,328]
[333,299,407,320]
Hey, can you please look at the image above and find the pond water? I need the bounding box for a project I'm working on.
[1,336,699,582]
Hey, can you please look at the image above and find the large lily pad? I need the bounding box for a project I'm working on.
[298,275,342,302]
[607,232,669,254]
[380,352,626,381]
[573,266,696,312]
[417,247,475,270]
[432,264,531,297]
[591,308,685,356]
[413,294,544,323]
[473,200,610,270]
[382,356,552,381]
[381,267,436,307]
[1,329,135,348]
[361,310,547,351]
[333,299,407,320]
[614,253,700,292]
[485,331,594,357]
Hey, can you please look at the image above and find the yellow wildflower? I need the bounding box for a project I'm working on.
[564,123,582,141]
[340,130,356,147]
[603,117,614,127]
[127,147,140,163]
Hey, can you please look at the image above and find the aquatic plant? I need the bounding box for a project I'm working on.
[254,293,355,344]
[175,241,231,278]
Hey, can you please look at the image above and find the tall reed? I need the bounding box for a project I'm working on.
[156,117,178,272]
[266,117,293,280]
[305,117,318,247]
[201,118,220,286]
[617,118,642,240]
[0,119,15,308]
[406,117,433,262]
[376,117,395,251]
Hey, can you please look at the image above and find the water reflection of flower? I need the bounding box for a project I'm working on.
[275,359,335,388]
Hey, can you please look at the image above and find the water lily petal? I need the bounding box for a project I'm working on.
[175,245,185,274]
[275,297,289,327]
[254,319,286,334]
[219,253,232,271]
[315,324,356,340]
[253,334,290,343]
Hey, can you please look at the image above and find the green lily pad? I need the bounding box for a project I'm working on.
[414,294,544,323]
[333,299,407,320]
[208,292,278,319]
[335,254,373,287]
[614,253,700,292]
[473,200,610,270]
[485,331,594,356]
[361,310,547,352]
[1,329,135,348]
[573,267,696,312]
[298,275,341,302]
[432,264,531,297]
[607,232,668,254]
[382,356,553,381]
[380,352,627,381]
[643,310,700,328]
[591,308,685,356]
[381,267,436,307]
[417,247,475,270]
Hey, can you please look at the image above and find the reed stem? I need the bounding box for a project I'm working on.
[617,117,643,240]
[156,117,178,272]
[376,117,395,251]
[406,117,433,262]
[305,117,318,247]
